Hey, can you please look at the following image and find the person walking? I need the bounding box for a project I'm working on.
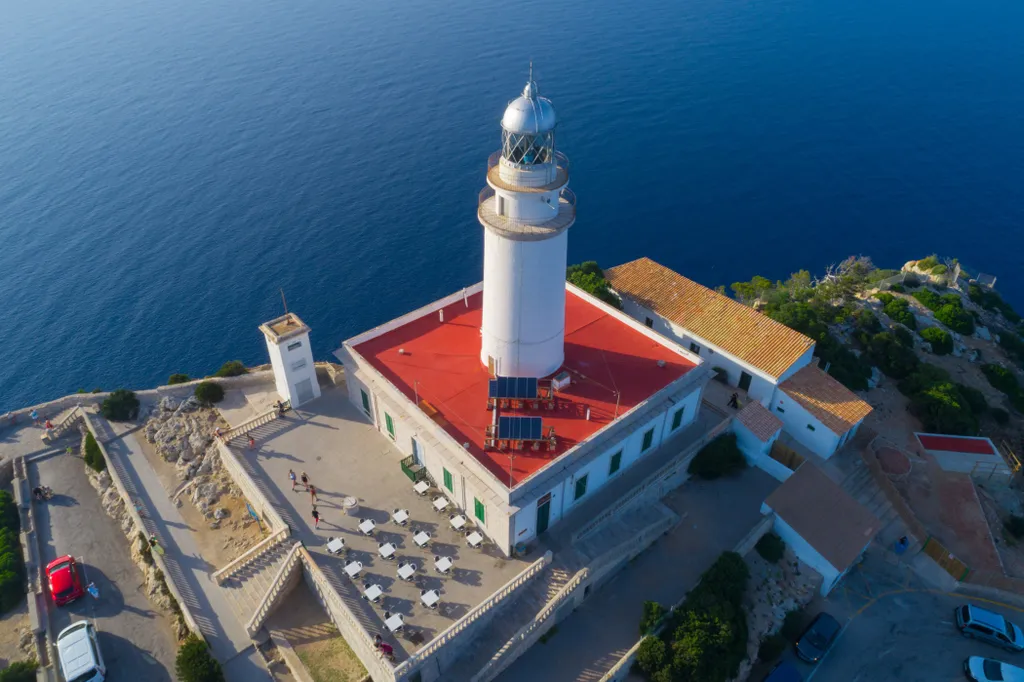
[289,469,297,491]
[248,434,256,450]
[727,392,739,409]
[149,535,165,556]
[300,471,309,490]
[30,409,39,426]
[309,485,318,504]
[311,506,320,529]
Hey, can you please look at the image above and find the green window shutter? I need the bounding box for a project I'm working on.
[384,413,395,438]
[609,451,622,476]
[642,428,654,452]
[671,407,684,430]
[474,497,485,524]
[574,475,588,500]
[360,389,371,414]
[443,467,453,492]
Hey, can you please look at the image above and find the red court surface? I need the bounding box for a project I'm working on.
[354,290,697,487]
[916,433,997,456]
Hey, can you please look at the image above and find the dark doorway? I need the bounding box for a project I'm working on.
[739,371,753,392]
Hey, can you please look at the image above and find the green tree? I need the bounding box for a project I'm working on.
[897,363,950,397]
[935,304,974,334]
[636,636,668,677]
[566,262,622,308]
[981,364,1019,395]
[214,361,248,378]
[867,333,920,379]
[909,383,978,435]
[755,533,785,564]
[640,601,667,635]
[194,382,225,405]
[688,434,746,480]
[0,660,38,682]
[83,432,106,472]
[920,327,952,355]
[101,388,140,421]
[955,383,988,415]
[176,636,225,682]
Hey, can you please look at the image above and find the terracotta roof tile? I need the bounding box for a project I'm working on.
[779,365,873,435]
[735,402,783,442]
[605,258,814,378]
[764,464,881,570]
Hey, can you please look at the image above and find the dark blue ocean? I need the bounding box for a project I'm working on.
[2,0,1023,412]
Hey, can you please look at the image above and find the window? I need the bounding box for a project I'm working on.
[776,406,785,413]
[671,407,685,431]
[360,389,371,415]
[689,342,700,355]
[806,424,816,432]
[574,474,588,500]
[645,317,654,328]
[443,467,453,492]
[287,341,303,351]
[641,428,654,452]
[384,413,395,439]
[608,451,622,476]
[291,358,307,371]
[497,195,505,216]
[474,497,485,524]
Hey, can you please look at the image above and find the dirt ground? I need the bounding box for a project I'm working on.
[0,603,34,668]
[135,428,266,568]
[267,584,366,682]
[975,480,1024,580]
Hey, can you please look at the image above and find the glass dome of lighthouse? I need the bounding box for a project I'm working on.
[501,75,556,166]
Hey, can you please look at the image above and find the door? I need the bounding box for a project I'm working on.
[738,371,753,392]
[295,378,314,405]
[411,437,423,465]
[536,498,551,535]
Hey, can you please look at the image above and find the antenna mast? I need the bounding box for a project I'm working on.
[280,288,289,315]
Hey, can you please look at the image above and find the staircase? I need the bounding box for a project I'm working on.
[220,540,295,627]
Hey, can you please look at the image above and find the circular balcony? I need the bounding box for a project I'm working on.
[477,187,576,241]
[486,150,570,194]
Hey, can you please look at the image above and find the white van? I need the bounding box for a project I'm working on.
[56,621,106,682]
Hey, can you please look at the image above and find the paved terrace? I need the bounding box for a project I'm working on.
[219,385,533,660]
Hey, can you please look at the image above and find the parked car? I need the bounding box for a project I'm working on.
[56,621,106,682]
[46,555,84,606]
[957,604,1024,652]
[963,656,1024,682]
[794,612,842,663]
[763,660,802,682]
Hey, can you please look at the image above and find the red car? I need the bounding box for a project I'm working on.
[46,555,84,606]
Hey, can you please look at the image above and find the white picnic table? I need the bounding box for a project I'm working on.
[413,531,430,548]
[379,543,397,560]
[413,480,430,495]
[450,514,468,531]
[344,561,363,578]
[385,613,404,633]
[466,531,484,548]
[421,590,440,608]
[397,563,417,581]
[363,584,383,602]
[392,509,410,525]
[358,519,376,535]
[434,556,453,574]
[326,538,345,554]
[433,497,450,513]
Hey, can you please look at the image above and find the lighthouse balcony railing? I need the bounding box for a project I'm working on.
[487,150,570,193]
[478,187,576,239]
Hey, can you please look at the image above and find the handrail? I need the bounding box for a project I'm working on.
[486,150,570,192]
[571,418,731,544]
[212,527,290,584]
[216,440,288,533]
[246,541,303,636]
[223,405,281,442]
[394,551,553,675]
[477,187,576,239]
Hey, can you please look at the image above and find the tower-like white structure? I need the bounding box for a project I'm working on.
[259,313,321,407]
[478,74,576,378]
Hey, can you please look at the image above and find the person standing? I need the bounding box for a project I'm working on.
[30,409,39,426]
[300,471,309,490]
[311,506,320,529]
[309,485,318,504]
[727,393,739,409]
[248,434,256,450]
[149,535,165,556]
[289,469,297,491]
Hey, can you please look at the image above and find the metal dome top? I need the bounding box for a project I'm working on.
[501,75,557,135]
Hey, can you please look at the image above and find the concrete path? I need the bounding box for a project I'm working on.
[497,468,780,682]
[90,416,268,680]
[29,447,178,682]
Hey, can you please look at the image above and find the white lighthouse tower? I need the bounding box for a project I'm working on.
[478,72,576,378]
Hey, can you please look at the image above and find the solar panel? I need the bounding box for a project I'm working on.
[497,416,543,440]
[488,376,539,400]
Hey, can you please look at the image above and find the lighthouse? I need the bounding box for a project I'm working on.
[478,73,576,378]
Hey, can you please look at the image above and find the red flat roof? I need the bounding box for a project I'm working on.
[916,433,996,456]
[354,290,696,487]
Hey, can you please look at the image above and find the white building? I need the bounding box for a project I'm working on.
[761,463,881,595]
[605,258,873,459]
[336,78,711,556]
[259,313,321,407]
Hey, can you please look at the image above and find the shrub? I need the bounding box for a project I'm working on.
[688,434,747,480]
[176,636,225,682]
[917,255,940,270]
[214,361,248,378]
[0,661,38,682]
[956,383,988,415]
[909,383,978,435]
[931,264,948,275]
[1011,392,1024,414]
[635,636,667,676]
[781,609,806,640]
[0,492,18,534]
[991,408,1010,425]
[1006,515,1024,540]
[920,327,952,355]
[815,335,871,391]
[852,309,882,335]
[168,373,191,385]
[889,284,905,293]
[893,325,914,348]
[999,330,1024,362]
[882,297,916,329]
[867,333,920,379]
[981,364,1019,395]
[935,304,975,334]
[0,495,25,614]
[83,432,106,472]
[101,388,139,421]
[194,382,225,405]
[912,289,942,311]
[640,601,667,635]
[567,261,622,309]
[969,284,1021,323]
[897,364,950,398]
[755,532,785,564]
[758,633,787,662]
